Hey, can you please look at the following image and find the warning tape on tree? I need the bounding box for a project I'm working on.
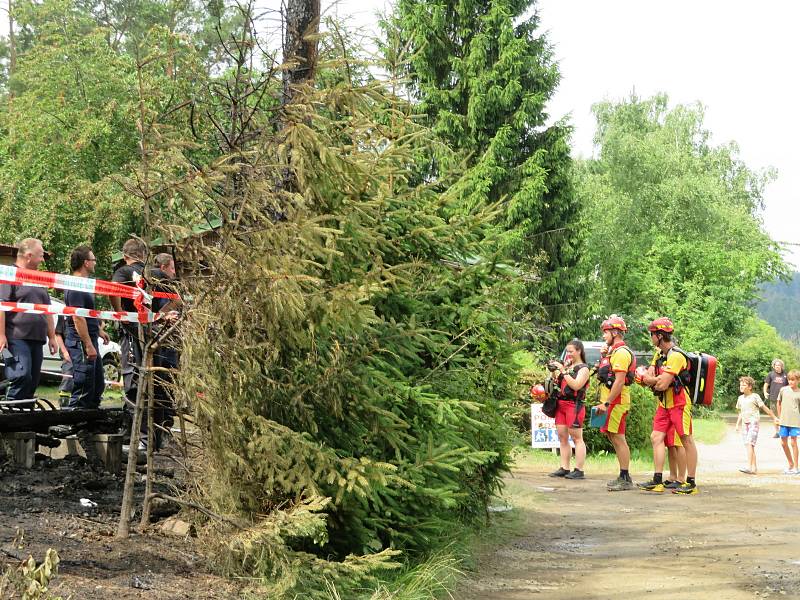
[0,301,163,323]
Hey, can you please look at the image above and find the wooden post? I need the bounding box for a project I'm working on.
[0,431,35,468]
[140,362,156,528]
[116,327,152,539]
[88,433,123,473]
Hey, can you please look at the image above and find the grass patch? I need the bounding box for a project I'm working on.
[319,475,544,599]
[512,444,653,474]
[37,384,124,407]
[692,417,727,445]
[321,550,464,600]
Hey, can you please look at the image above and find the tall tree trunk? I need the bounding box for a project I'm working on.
[282,0,320,105]
[8,0,15,97]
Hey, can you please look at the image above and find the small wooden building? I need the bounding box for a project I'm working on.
[0,243,53,267]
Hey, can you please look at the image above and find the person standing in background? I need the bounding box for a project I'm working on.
[764,359,787,438]
[64,245,109,409]
[776,371,800,475]
[596,316,635,491]
[54,315,73,406]
[111,238,148,408]
[735,376,779,475]
[0,238,57,406]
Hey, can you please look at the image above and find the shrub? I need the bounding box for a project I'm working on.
[717,317,800,409]
[583,383,656,453]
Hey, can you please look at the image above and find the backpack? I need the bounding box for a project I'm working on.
[669,347,717,406]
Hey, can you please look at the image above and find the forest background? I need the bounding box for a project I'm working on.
[0,0,797,597]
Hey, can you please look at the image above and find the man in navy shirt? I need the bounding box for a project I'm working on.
[111,238,147,406]
[64,245,109,409]
[0,238,57,405]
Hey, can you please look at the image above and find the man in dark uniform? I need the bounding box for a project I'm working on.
[54,315,73,406]
[0,238,58,406]
[64,245,109,409]
[110,238,148,408]
[149,253,180,449]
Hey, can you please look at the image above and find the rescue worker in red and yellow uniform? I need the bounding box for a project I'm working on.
[596,315,636,491]
[637,317,699,495]
[664,424,687,489]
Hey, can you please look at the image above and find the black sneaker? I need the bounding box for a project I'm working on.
[548,467,570,477]
[664,480,683,490]
[564,469,585,480]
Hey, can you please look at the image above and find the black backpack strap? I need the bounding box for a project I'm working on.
[665,346,692,393]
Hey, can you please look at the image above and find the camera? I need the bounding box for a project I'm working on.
[544,360,560,372]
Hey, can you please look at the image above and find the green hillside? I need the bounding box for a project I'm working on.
[758,272,800,343]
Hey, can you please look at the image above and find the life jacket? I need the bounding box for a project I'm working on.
[558,363,589,402]
[596,345,636,389]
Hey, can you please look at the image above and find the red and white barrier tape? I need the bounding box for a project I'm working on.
[0,301,161,323]
[0,265,180,303]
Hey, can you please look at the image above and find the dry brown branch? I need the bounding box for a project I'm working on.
[147,492,246,529]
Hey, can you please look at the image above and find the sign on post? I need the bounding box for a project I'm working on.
[530,403,574,449]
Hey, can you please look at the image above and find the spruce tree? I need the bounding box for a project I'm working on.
[391,0,584,341]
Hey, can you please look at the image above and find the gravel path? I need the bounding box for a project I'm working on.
[458,419,800,600]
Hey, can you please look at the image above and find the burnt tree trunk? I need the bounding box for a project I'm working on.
[282,0,320,105]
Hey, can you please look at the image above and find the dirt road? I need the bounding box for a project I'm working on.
[459,423,800,600]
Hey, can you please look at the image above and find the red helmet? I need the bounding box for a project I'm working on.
[530,384,547,401]
[648,317,674,333]
[601,315,627,332]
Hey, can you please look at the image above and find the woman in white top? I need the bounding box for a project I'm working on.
[735,376,779,474]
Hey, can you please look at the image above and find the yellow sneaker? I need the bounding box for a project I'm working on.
[672,482,698,495]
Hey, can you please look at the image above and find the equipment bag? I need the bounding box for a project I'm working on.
[542,391,558,419]
[672,347,717,406]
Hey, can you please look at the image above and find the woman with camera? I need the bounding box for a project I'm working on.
[548,339,591,479]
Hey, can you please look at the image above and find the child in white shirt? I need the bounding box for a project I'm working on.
[735,376,779,474]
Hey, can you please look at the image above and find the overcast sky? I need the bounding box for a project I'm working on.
[324,0,800,268]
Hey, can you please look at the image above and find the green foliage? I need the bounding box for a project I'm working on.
[2,1,526,592]
[578,94,788,358]
[717,316,800,408]
[0,0,229,271]
[691,416,727,445]
[0,0,140,270]
[582,383,656,453]
[389,0,585,344]
[156,42,523,594]
[0,548,62,600]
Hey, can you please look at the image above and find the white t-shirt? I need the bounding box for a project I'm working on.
[736,393,765,424]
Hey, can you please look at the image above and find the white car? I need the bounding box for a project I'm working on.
[42,298,122,386]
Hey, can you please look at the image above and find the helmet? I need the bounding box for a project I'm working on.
[648,317,674,333]
[600,315,627,332]
[530,384,547,401]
